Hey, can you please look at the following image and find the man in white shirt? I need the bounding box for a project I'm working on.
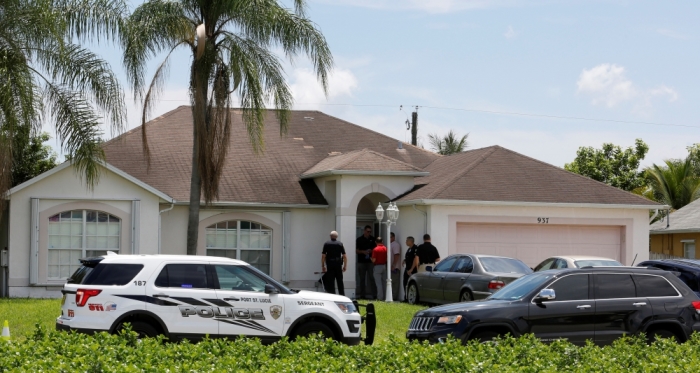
[390,232,402,301]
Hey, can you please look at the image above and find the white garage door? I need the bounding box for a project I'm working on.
[455,223,622,268]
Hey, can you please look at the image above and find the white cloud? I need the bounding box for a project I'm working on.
[576,64,636,107]
[313,0,519,14]
[504,25,518,39]
[657,28,689,40]
[290,67,358,108]
[576,63,678,112]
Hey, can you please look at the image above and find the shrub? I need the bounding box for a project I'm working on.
[1,326,700,372]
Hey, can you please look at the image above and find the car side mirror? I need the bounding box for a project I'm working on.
[426,266,433,272]
[264,284,279,294]
[535,288,555,302]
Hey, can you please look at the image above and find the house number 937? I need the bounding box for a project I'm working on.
[537,218,549,224]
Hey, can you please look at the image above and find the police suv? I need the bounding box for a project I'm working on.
[56,254,375,345]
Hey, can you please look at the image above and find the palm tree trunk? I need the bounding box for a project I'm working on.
[186,121,201,255]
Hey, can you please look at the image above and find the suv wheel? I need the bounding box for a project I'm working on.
[407,283,420,305]
[460,290,473,302]
[647,328,680,343]
[119,321,159,339]
[293,321,336,340]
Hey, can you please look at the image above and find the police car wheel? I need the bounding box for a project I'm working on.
[125,321,159,339]
[294,321,336,340]
[407,283,419,305]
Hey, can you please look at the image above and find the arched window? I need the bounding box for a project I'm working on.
[48,210,121,279]
[206,220,271,274]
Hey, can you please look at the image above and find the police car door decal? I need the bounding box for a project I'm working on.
[213,265,285,337]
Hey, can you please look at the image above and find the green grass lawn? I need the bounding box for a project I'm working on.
[0,298,426,343]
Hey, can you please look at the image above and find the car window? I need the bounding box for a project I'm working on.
[453,256,474,273]
[81,264,144,286]
[574,260,622,268]
[677,272,700,292]
[546,274,589,301]
[480,257,532,274]
[534,258,555,272]
[553,259,568,269]
[633,275,679,297]
[214,265,267,292]
[489,273,554,300]
[155,264,209,289]
[595,274,636,299]
[433,256,457,272]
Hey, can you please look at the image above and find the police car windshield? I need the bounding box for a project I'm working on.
[488,273,554,300]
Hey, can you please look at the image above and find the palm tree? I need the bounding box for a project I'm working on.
[122,0,333,254]
[0,0,127,209]
[645,157,700,210]
[428,130,469,155]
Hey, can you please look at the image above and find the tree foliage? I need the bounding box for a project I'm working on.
[644,151,700,210]
[122,0,333,254]
[10,127,58,187]
[564,139,649,192]
[0,0,127,211]
[427,130,469,155]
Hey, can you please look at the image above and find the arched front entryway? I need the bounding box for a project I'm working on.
[355,192,390,299]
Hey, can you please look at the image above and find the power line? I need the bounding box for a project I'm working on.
[127,98,700,129]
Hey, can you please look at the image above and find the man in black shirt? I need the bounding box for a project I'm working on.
[403,236,419,301]
[322,231,347,295]
[355,225,377,299]
[413,234,441,273]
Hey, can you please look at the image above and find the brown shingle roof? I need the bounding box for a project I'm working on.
[301,148,426,178]
[396,145,661,206]
[102,106,438,205]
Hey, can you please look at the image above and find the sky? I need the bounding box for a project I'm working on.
[49,0,700,168]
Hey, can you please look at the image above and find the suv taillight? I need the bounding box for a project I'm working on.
[488,280,506,290]
[692,301,700,314]
[75,289,102,307]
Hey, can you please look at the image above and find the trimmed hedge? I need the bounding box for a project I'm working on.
[1,325,699,372]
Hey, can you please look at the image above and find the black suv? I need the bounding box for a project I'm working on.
[638,259,700,297]
[406,267,700,346]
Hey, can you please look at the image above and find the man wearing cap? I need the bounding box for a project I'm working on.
[321,231,347,295]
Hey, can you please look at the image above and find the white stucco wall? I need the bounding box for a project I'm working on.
[7,164,163,297]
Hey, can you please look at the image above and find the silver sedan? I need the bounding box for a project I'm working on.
[406,254,532,305]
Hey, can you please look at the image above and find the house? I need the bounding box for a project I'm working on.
[650,199,700,259]
[0,106,661,298]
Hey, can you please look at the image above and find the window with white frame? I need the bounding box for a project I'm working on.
[206,220,271,274]
[48,210,121,279]
[684,241,696,259]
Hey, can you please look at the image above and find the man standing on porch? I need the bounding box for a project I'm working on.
[321,231,347,295]
[356,225,377,299]
[371,237,388,301]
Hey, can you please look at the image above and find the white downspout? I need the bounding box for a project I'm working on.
[412,204,427,234]
[649,209,659,223]
[158,201,175,254]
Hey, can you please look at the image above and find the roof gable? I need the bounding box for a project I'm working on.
[301,149,428,178]
[8,161,174,202]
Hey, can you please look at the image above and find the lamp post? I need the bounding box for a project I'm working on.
[376,202,400,302]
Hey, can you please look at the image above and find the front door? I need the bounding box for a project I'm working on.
[420,256,457,302]
[146,262,219,339]
[527,274,596,345]
[594,273,653,345]
[213,264,285,341]
[442,255,473,303]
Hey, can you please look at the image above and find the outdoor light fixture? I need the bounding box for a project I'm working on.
[375,203,384,221]
[376,202,399,302]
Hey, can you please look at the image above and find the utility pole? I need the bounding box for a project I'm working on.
[411,107,418,146]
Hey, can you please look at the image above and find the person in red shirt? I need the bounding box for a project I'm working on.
[371,237,388,301]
